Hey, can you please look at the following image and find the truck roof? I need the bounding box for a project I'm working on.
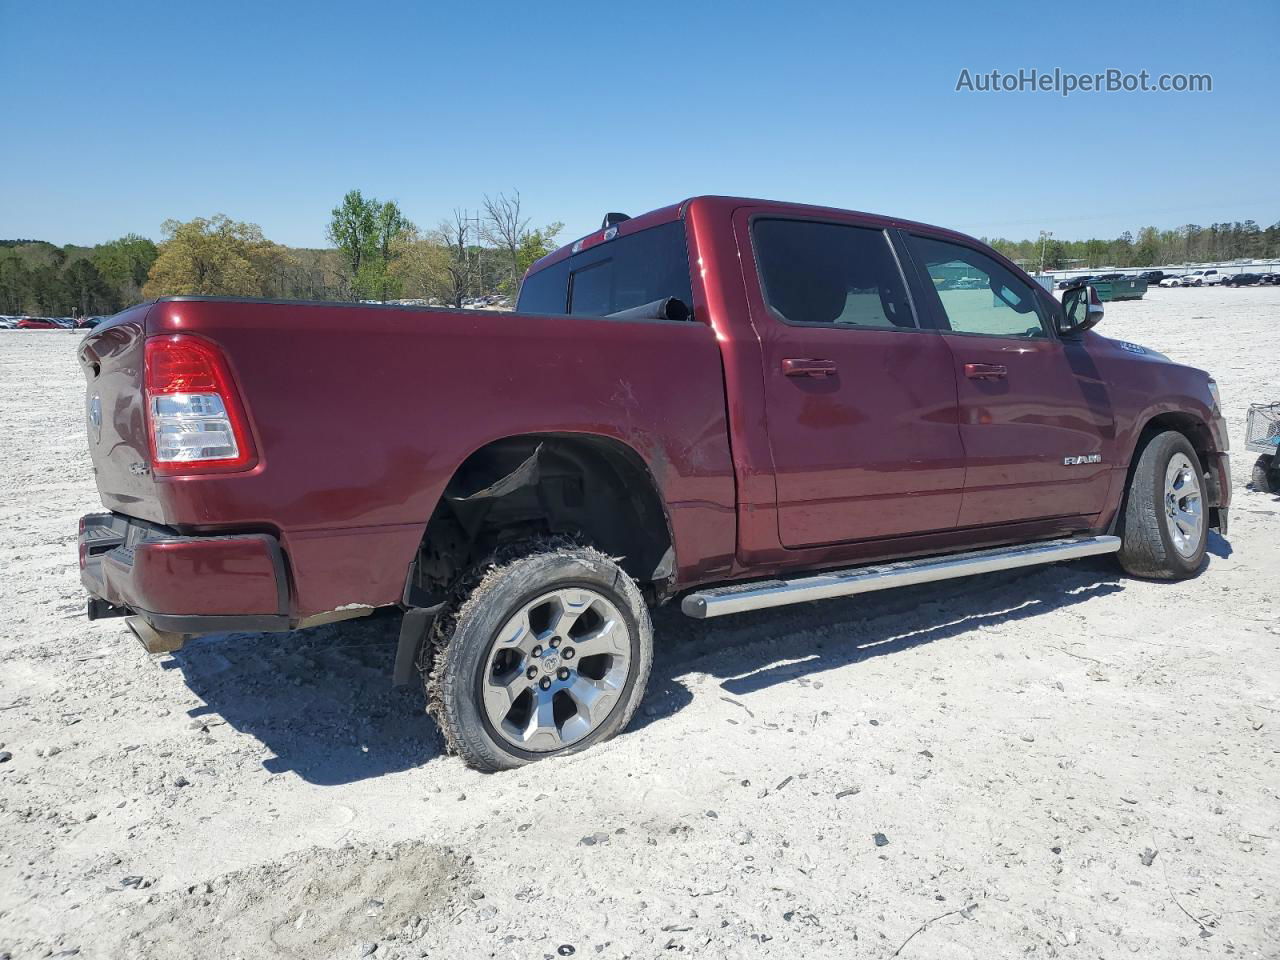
[528,196,988,276]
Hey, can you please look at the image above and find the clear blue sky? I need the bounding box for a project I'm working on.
[2,0,1276,248]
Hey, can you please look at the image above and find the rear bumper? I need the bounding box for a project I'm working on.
[79,512,292,636]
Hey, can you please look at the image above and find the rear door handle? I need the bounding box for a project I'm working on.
[964,363,1007,380]
[782,358,838,378]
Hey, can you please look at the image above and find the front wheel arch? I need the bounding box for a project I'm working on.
[1114,411,1222,532]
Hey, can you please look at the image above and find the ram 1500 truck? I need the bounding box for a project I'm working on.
[78,196,1231,770]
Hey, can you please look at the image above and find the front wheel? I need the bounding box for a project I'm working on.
[423,544,653,771]
[1116,430,1207,580]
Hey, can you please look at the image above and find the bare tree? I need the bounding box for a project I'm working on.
[481,190,531,297]
[438,209,473,309]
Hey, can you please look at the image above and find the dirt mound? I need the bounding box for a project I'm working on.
[111,841,466,960]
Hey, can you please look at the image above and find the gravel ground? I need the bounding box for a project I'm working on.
[1,287,1278,960]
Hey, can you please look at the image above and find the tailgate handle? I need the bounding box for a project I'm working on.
[964,363,1008,380]
[783,358,838,378]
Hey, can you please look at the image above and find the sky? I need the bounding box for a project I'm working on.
[2,0,1277,249]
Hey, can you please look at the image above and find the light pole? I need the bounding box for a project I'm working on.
[1039,230,1053,276]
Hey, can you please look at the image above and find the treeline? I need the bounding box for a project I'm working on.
[10,202,1279,316]
[0,235,158,316]
[987,220,1280,271]
[322,188,561,307]
[0,187,561,316]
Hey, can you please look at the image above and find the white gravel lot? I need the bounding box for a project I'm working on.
[1,287,1278,960]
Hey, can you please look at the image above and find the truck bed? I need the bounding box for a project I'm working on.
[78,298,737,623]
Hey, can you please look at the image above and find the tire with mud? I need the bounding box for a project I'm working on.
[420,542,653,771]
[1116,430,1208,580]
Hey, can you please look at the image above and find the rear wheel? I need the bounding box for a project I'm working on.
[1116,430,1207,580]
[422,543,652,771]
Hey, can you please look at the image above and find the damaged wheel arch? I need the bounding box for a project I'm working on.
[406,433,676,606]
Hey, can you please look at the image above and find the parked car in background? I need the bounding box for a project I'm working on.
[76,316,106,329]
[1159,276,1185,288]
[76,195,1230,771]
[1223,273,1260,286]
[1137,270,1165,285]
[18,317,61,329]
[1183,269,1224,287]
[1057,275,1094,289]
[1259,273,1279,285]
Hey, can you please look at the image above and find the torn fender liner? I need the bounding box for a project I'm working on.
[393,605,438,687]
[449,443,542,502]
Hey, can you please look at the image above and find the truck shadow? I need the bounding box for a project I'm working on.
[163,609,441,786]
[164,556,1158,784]
[1206,530,1232,558]
[631,558,1129,731]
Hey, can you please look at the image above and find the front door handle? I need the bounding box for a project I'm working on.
[964,363,1008,380]
[783,358,838,378]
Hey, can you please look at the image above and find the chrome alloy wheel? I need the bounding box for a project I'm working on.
[1163,452,1203,558]
[481,588,632,752]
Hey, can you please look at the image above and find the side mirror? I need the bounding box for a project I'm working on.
[1059,284,1105,336]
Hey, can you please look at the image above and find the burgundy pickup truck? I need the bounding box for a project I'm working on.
[78,196,1230,770]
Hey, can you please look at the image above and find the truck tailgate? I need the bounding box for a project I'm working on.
[78,303,166,524]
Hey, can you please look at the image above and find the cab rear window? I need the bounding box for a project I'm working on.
[517,259,570,314]
[517,221,693,318]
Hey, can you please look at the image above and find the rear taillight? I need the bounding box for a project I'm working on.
[144,335,256,474]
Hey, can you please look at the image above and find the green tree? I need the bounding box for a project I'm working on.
[1133,226,1159,266]
[372,201,411,300]
[1039,239,1066,271]
[388,226,452,302]
[516,222,564,281]
[28,263,68,314]
[143,215,291,298]
[327,189,378,282]
[64,258,114,316]
[0,252,31,313]
[1264,222,1280,258]
[92,234,158,305]
[327,190,413,301]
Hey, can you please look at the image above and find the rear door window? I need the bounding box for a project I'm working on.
[751,219,917,329]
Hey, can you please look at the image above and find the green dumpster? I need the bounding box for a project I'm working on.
[1091,278,1147,301]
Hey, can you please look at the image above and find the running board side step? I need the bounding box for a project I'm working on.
[680,536,1121,619]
